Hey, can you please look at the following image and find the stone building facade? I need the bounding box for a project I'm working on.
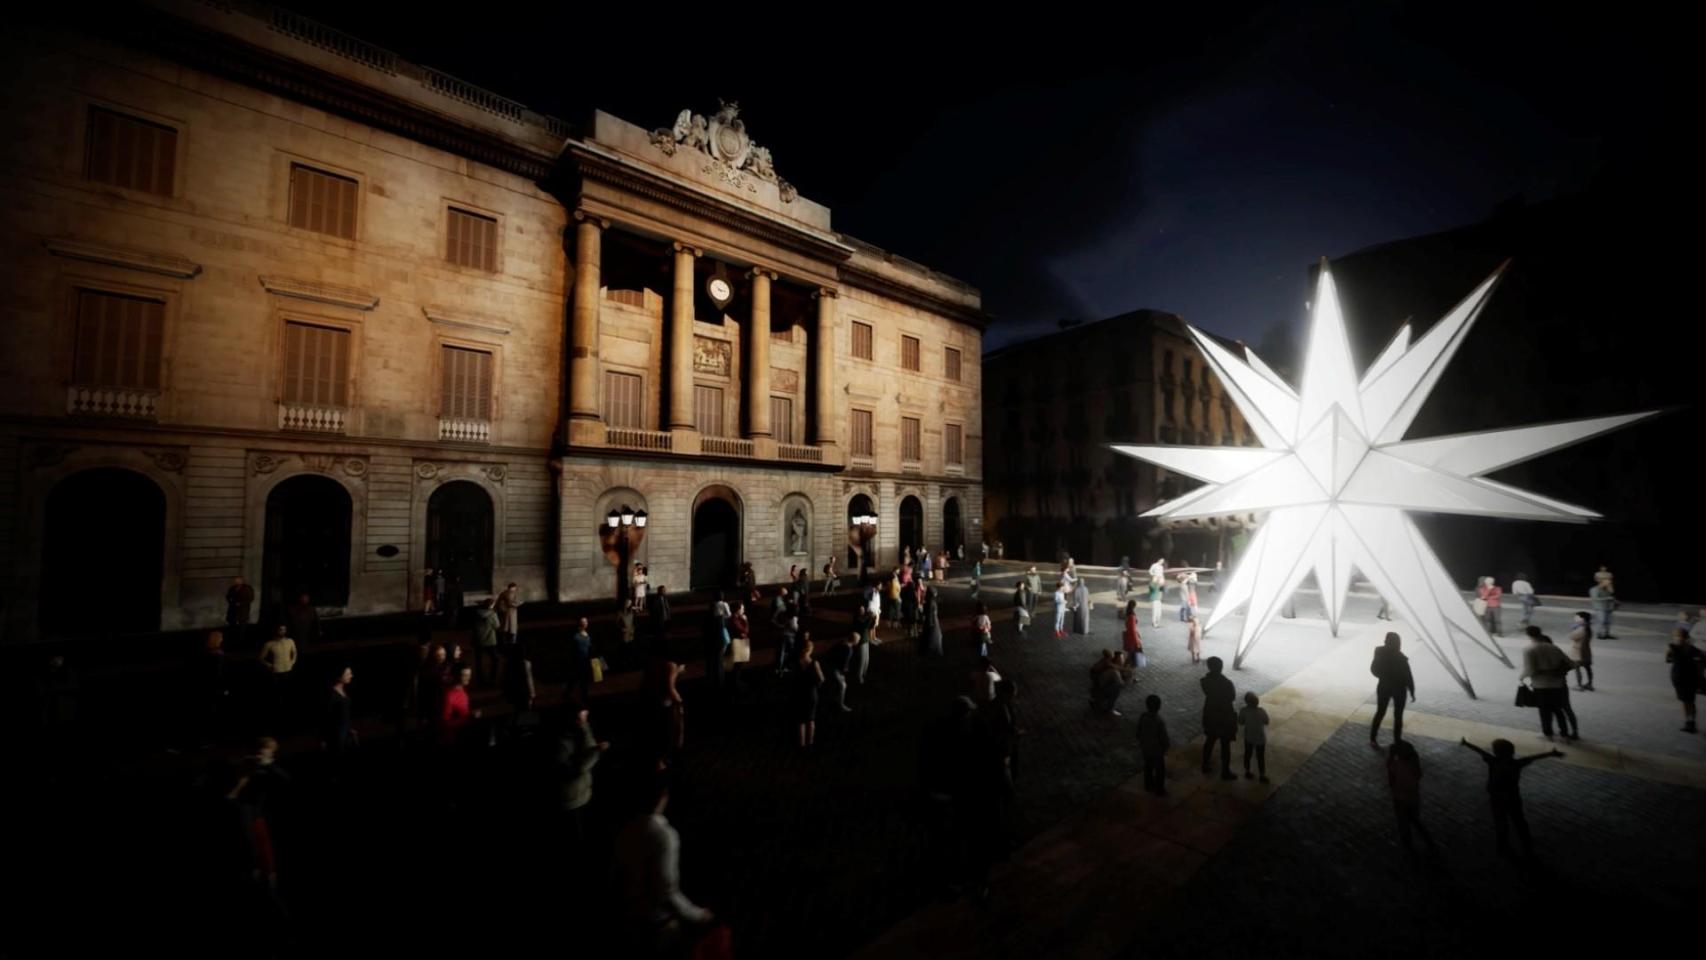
[0,1,983,643]
[982,311,1256,568]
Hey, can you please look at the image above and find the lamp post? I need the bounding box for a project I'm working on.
[605,504,648,604]
[851,513,878,584]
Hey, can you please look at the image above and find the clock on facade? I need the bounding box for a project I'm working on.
[707,276,733,308]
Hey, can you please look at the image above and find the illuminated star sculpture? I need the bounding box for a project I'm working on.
[1112,262,1658,697]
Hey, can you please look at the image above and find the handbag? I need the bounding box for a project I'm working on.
[731,637,751,664]
[1133,651,1148,669]
[1471,598,1488,617]
[1514,683,1536,708]
[590,657,606,684]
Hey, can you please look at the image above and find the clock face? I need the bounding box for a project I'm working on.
[709,278,732,303]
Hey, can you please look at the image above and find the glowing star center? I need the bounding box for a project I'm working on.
[1107,259,1660,699]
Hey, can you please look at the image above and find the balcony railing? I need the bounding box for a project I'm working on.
[438,417,491,443]
[606,427,672,451]
[779,443,824,463]
[279,402,347,434]
[701,436,755,458]
[67,385,157,419]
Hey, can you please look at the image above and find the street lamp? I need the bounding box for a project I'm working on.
[603,504,648,603]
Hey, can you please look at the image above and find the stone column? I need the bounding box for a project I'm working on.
[668,242,701,437]
[746,269,775,440]
[566,212,608,445]
[811,287,839,454]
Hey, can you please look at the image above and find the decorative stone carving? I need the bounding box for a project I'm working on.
[415,462,439,480]
[342,457,368,477]
[303,454,336,473]
[145,450,187,473]
[773,368,799,394]
[251,454,281,475]
[30,444,78,468]
[693,336,732,376]
[788,507,808,555]
[483,464,508,484]
[649,100,797,203]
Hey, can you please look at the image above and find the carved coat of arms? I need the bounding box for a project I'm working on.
[650,100,797,203]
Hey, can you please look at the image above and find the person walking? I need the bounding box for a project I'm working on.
[1148,558,1167,628]
[1568,611,1595,691]
[1239,691,1269,782]
[1520,627,1579,741]
[1387,740,1434,856]
[1089,650,1131,715]
[775,614,799,677]
[973,602,993,658]
[502,641,537,729]
[1666,629,1704,733]
[1135,694,1170,796]
[1369,632,1416,747]
[825,634,855,713]
[1121,600,1144,668]
[557,708,608,846]
[1178,571,1199,621]
[1511,573,1537,628]
[793,633,824,748]
[615,780,714,954]
[1199,656,1237,780]
[471,598,501,686]
[1477,576,1504,637]
[1459,737,1563,859]
[823,555,840,596]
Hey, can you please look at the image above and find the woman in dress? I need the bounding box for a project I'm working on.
[631,562,649,613]
[1122,600,1144,668]
[921,587,944,657]
[793,632,824,748]
[1569,610,1595,691]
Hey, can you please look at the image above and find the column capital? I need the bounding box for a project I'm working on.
[671,241,703,258]
[746,267,779,282]
[572,210,610,229]
[811,286,840,300]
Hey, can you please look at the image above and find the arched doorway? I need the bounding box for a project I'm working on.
[943,497,964,557]
[41,468,165,636]
[899,495,923,565]
[690,485,741,590]
[846,493,875,573]
[426,481,494,593]
[263,474,351,614]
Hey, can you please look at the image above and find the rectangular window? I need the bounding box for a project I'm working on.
[85,107,177,197]
[73,289,164,390]
[602,371,643,428]
[440,345,493,421]
[694,384,725,437]
[281,322,350,407]
[288,163,359,239]
[946,423,964,465]
[901,335,920,372]
[851,408,873,457]
[771,396,794,444]
[944,347,962,382]
[902,416,921,461]
[446,207,498,271]
[851,321,873,361]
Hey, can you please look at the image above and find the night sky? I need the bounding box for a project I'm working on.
[275,2,1675,353]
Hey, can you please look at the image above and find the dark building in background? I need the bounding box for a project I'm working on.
[1311,183,1700,601]
[983,311,1259,568]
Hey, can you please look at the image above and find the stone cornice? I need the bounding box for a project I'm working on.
[423,306,510,336]
[564,144,854,268]
[97,5,560,181]
[838,263,992,332]
[44,238,203,279]
[259,276,379,310]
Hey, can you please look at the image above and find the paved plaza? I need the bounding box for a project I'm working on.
[6,561,1701,958]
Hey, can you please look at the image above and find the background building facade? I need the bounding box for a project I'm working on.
[983,311,1256,568]
[0,0,983,643]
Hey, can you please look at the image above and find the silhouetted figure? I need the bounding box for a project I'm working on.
[1387,740,1433,855]
[921,587,944,657]
[792,633,824,748]
[1239,692,1269,782]
[502,642,536,728]
[471,598,500,686]
[224,578,254,648]
[1667,629,1704,733]
[568,617,594,706]
[1460,737,1563,859]
[282,592,319,648]
[647,586,672,656]
[1200,656,1237,780]
[1369,632,1416,747]
[1089,650,1131,715]
[1136,694,1170,796]
[323,666,356,756]
[557,708,608,846]
[192,630,229,747]
[615,779,713,954]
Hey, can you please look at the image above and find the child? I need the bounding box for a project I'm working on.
[1460,737,1563,858]
[1238,692,1269,782]
[1135,694,1170,796]
[1386,740,1433,854]
[974,603,993,658]
[1053,581,1068,639]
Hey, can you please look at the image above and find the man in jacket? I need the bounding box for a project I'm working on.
[1369,632,1416,747]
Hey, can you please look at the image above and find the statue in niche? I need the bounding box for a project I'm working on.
[789,508,808,554]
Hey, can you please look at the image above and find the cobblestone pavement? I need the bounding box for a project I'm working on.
[1124,724,1706,959]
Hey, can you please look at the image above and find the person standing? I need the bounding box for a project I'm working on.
[1589,577,1616,640]
[1052,581,1068,639]
[258,625,298,723]
[1239,692,1269,782]
[495,582,522,646]
[1666,629,1704,733]
[921,587,944,658]
[1148,558,1167,629]
[825,634,855,713]
[728,602,752,693]
[647,586,672,655]
[1121,600,1143,668]
[823,555,840,596]
[471,598,501,686]
[566,617,594,706]
[631,562,649,613]
[1459,737,1563,859]
[1185,610,1203,665]
[1135,694,1170,796]
[1072,577,1092,635]
[1369,632,1416,747]
[1199,657,1237,780]
[1568,612,1595,691]
[503,641,537,720]
[323,666,357,755]
[776,614,799,677]
[902,575,921,638]
[920,548,933,583]
[439,666,477,748]
[1477,576,1504,637]
[433,567,448,619]
[973,603,993,659]
[283,593,320,648]
[702,592,730,698]
[885,570,903,625]
[1179,571,1200,620]
[224,577,254,648]
[1013,580,1032,639]
[793,634,824,747]
[854,606,876,685]
[557,708,608,846]
[1520,627,1579,741]
[1089,650,1131,715]
[1025,566,1042,615]
[1510,573,1537,628]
